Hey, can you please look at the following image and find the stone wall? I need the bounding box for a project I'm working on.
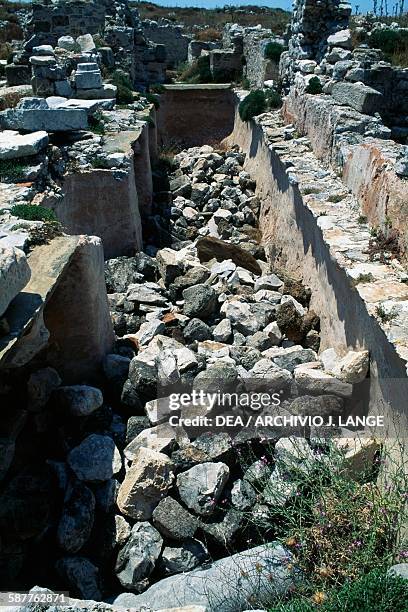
[225,97,408,436]
[156,84,235,148]
[142,19,191,69]
[243,31,284,88]
[29,0,107,44]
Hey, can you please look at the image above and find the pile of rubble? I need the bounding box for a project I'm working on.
[0,144,373,609]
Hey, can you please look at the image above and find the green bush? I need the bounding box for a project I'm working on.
[10,204,57,222]
[144,92,160,109]
[265,88,282,109]
[369,28,408,67]
[305,76,323,94]
[269,569,408,611]
[179,56,212,83]
[88,111,106,135]
[150,83,166,94]
[264,41,285,62]
[110,70,134,105]
[0,159,28,182]
[239,90,267,121]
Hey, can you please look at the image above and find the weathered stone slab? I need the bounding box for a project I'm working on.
[331,81,383,115]
[0,130,49,160]
[0,104,88,132]
[113,544,298,611]
[0,247,31,317]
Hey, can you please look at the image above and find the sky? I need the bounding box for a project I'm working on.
[133,0,373,15]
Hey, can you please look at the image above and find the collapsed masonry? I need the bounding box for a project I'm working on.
[6,0,167,91]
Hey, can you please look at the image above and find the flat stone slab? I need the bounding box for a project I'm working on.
[331,81,382,115]
[0,236,80,368]
[0,107,88,132]
[0,130,49,160]
[0,246,31,317]
[113,544,297,611]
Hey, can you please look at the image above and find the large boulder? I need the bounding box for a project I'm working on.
[113,544,298,611]
[0,130,49,160]
[0,246,31,317]
[197,237,262,275]
[117,447,175,520]
[177,462,229,515]
[115,522,163,591]
[331,81,383,115]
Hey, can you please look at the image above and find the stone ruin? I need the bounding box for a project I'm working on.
[142,18,191,69]
[0,0,407,609]
[6,0,167,91]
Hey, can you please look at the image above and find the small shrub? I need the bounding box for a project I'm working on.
[144,92,160,109]
[369,28,408,66]
[265,88,282,109]
[179,56,212,84]
[241,76,250,90]
[367,228,401,263]
[375,303,398,324]
[10,204,57,222]
[195,28,222,42]
[305,76,323,95]
[264,41,285,62]
[110,70,134,105]
[88,112,106,135]
[150,83,166,94]
[0,159,28,182]
[269,569,408,611]
[27,220,63,248]
[239,90,267,121]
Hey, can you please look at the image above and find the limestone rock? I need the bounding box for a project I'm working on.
[115,522,163,591]
[160,539,209,576]
[113,544,298,611]
[0,247,31,317]
[0,130,49,160]
[177,462,230,515]
[294,364,353,398]
[331,350,369,384]
[117,447,175,520]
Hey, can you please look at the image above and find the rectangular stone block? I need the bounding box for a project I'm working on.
[75,71,102,90]
[0,107,88,132]
[331,81,383,115]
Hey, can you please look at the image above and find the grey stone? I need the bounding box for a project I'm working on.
[58,36,76,51]
[0,130,49,160]
[246,331,274,352]
[184,318,212,342]
[27,367,61,411]
[76,34,96,53]
[0,106,88,132]
[193,362,238,394]
[0,247,31,317]
[331,81,383,115]
[254,274,283,291]
[115,522,163,591]
[161,539,209,575]
[67,434,122,482]
[231,478,257,510]
[246,358,292,391]
[213,318,232,343]
[183,284,217,319]
[113,544,298,611]
[388,563,408,580]
[54,385,103,416]
[57,482,95,553]
[55,556,101,600]
[153,496,199,540]
[136,319,165,345]
[177,462,230,515]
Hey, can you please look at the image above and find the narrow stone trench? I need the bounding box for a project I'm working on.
[0,139,373,611]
